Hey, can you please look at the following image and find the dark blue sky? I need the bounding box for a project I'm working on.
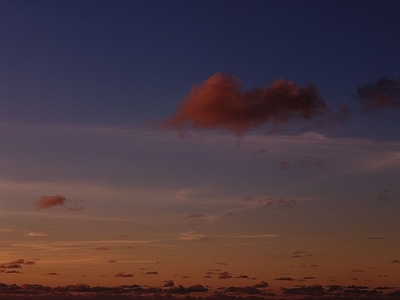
[1,0,399,132]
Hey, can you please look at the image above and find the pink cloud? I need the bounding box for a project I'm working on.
[162,73,329,136]
[35,195,66,209]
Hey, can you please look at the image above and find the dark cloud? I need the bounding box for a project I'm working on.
[223,286,262,295]
[45,272,59,276]
[114,272,133,278]
[146,271,159,275]
[218,271,232,279]
[165,284,208,294]
[254,281,269,288]
[345,285,369,289]
[162,73,331,136]
[355,77,400,113]
[390,259,399,264]
[327,285,343,292]
[281,284,324,295]
[4,270,23,274]
[274,277,295,281]
[163,280,174,287]
[185,214,205,219]
[0,281,398,299]
[107,260,117,263]
[35,195,66,209]
[0,259,35,269]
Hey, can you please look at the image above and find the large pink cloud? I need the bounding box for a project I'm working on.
[162,73,329,135]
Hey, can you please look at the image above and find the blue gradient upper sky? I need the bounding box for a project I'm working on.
[1,1,399,129]
[1,1,400,298]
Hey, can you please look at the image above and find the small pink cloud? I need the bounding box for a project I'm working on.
[35,195,66,209]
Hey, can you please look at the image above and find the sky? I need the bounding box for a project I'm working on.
[1,0,400,299]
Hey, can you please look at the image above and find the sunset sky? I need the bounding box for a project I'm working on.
[1,1,400,299]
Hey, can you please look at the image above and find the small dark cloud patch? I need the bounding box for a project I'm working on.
[114,272,133,278]
[185,214,205,219]
[0,259,35,269]
[254,281,268,288]
[165,284,208,294]
[390,259,399,264]
[355,77,400,113]
[218,272,232,279]
[281,284,324,295]
[146,271,159,275]
[163,280,174,287]
[275,277,295,281]
[4,270,23,274]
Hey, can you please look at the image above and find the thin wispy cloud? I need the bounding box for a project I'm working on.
[27,232,48,237]
[178,231,206,241]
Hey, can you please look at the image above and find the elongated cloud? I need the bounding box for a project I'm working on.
[0,259,35,269]
[356,77,400,112]
[163,73,328,135]
[35,195,66,209]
